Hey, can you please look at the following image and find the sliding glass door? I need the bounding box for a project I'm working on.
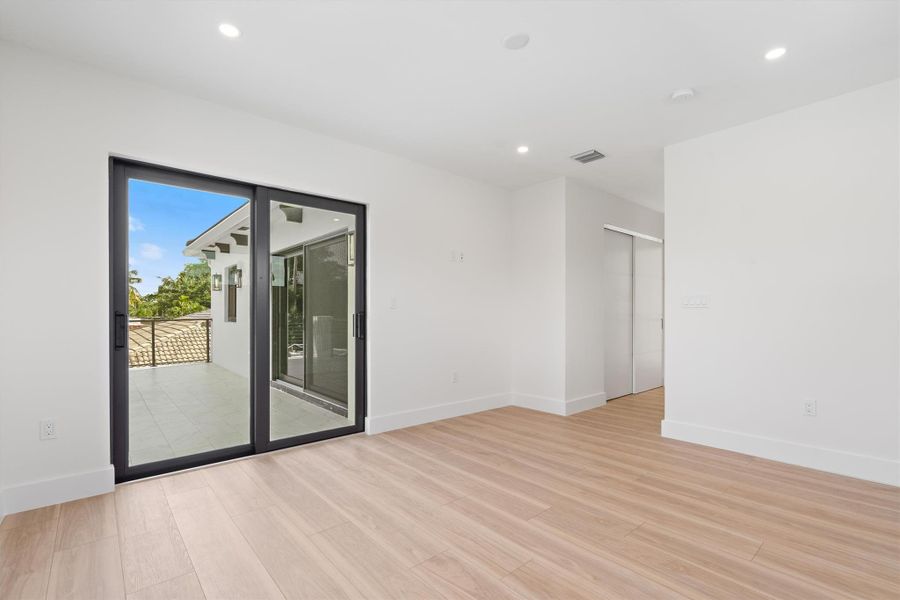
[111,160,366,482]
[264,193,359,444]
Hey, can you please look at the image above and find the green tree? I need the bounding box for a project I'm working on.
[132,260,211,318]
[128,269,143,314]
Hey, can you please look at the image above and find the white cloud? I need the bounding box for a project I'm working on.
[139,243,163,261]
[129,216,144,231]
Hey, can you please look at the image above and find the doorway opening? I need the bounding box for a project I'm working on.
[603,225,663,400]
[110,159,366,482]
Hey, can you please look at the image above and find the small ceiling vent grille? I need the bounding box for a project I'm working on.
[570,149,606,164]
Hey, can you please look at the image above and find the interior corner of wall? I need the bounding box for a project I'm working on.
[511,392,566,416]
[564,392,607,416]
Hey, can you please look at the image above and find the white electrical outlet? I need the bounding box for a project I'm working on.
[451,371,459,384]
[803,400,817,417]
[40,419,57,440]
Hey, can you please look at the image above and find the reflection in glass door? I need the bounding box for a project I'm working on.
[268,199,358,442]
[272,251,305,388]
[305,234,350,405]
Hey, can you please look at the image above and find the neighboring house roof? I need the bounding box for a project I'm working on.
[129,317,210,368]
[181,310,211,320]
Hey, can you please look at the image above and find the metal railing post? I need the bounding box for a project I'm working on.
[205,319,211,362]
[150,320,156,367]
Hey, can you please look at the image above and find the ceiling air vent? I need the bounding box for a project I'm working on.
[570,149,606,164]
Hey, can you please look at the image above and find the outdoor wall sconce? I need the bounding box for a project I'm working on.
[211,273,223,291]
[227,266,243,288]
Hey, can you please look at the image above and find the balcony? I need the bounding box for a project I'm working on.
[128,317,210,368]
[126,318,348,466]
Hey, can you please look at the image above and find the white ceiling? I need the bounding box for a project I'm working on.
[0,1,897,211]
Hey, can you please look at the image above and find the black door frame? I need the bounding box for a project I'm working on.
[110,158,367,482]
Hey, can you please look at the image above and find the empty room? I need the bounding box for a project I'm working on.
[0,1,897,599]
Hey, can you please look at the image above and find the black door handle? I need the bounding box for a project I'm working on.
[115,312,127,349]
[352,312,366,340]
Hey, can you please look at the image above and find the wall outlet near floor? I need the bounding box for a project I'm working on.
[803,400,817,417]
[40,418,57,440]
[451,371,459,384]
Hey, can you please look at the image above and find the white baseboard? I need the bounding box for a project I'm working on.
[511,393,566,415]
[0,390,606,518]
[366,393,511,434]
[1,465,115,517]
[662,419,900,487]
[511,392,606,416]
[564,392,607,415]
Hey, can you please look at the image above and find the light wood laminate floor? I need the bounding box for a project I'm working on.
[1,388,898,599]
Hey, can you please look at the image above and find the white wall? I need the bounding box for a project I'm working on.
[207,252,252,379]
[509,177,663,415]
[0,43,513,514]
[510,178,567,410]
[663,80,900,485]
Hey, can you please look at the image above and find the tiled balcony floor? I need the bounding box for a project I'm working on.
[128,362,348,466]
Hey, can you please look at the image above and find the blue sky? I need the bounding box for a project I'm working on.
[128,180,248,296]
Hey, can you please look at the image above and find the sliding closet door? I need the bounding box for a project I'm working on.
[633,237,664,393]
[604,230,633,400]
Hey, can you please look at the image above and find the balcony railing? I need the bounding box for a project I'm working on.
[128,318,211,368]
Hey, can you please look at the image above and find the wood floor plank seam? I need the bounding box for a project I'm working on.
[161,506,205,600]
[128,569,207,599]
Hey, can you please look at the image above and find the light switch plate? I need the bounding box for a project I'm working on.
[682,295,710,308]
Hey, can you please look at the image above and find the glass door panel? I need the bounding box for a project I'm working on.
[112,162,254,479]
[305,234,349,404]
[269,201,356,441]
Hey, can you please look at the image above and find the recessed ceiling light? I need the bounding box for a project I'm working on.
[218,23,241,38]
[503,33,530,50]
[517,145,529,154]
[765,47,786,61]
[670,88,696,103]
[332,217,341,222]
